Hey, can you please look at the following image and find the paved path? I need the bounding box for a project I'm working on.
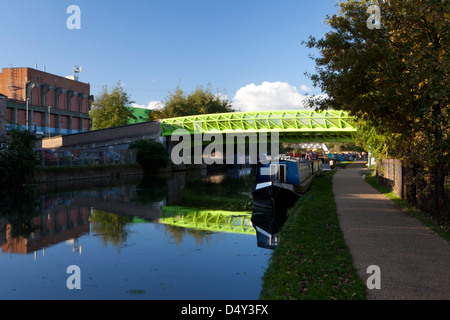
[333,162,450,300]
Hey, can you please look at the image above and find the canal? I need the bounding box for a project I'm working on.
[0,166,280,300]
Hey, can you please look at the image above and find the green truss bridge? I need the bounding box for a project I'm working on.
[160,206,255,235]
[160,110,356,143]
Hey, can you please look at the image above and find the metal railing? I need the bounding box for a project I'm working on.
[376,159,449,218]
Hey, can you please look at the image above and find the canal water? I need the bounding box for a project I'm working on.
[0,166,276,300]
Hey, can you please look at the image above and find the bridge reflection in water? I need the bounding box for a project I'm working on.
[1,166,282,300]
[1,166,289,257]
[160,207,255,235]
[159,206,288,250]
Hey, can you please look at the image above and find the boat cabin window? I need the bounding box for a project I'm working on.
[279,164,286,183]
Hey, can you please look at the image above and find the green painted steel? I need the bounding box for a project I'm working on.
[160,110,356,142]
[161,206,255,235]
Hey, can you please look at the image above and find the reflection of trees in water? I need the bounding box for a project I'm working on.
[133,176,169,204]
[89,209,133,249]
[0,188,41,239]
[159,170,256,246]
[181,173,255,211]
[162,224,216,247]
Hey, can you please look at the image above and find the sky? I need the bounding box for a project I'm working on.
[0,0,341,112]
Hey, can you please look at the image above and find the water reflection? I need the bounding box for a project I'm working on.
[251,207,288,250]
[0,167,292,256]
[161,207,255,235]
[90,210,133,248]
[0,166,291,299]
[0,189,90,256]
[1,167,270,255]
[0,189,41,242]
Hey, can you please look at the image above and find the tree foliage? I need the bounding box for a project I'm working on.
[304,0,449,217]
[128,139,169,175]
[0,128,39,189]
[148,85,234,120]
[90,82,137,130]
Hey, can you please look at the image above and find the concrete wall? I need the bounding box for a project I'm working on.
[36,164,144,184]
[41,121,162,150]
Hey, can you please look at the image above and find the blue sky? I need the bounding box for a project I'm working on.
[1,0,340,112]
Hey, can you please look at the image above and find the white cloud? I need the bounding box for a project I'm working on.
[300,84,312,92]
[232,81,313,112]
[216,92,229,102]
[131,101,163,110]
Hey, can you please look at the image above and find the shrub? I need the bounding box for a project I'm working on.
[128,139,169,175]
[0,128,39,189]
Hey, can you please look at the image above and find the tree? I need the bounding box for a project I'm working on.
[148,85,234,120]
[128,139,169,175]
[90,82,136,130]
[303,0,449,217]
[353,120,393,159]
[0,128,39,189]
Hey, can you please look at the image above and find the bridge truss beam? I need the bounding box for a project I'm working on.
[161,206,255,235]
[160,110,356,143]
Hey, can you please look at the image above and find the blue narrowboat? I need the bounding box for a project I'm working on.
[252,156,321,210]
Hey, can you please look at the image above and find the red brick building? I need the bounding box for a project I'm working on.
[0,67,93,136]
[0,93,6,137]
[1,205,90,255]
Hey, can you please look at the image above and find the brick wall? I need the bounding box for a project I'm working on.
[0,95,6,136]
[0,67,92,135]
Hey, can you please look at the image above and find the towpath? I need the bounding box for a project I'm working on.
[333,161,450,300]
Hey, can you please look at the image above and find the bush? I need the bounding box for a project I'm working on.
[0,128,39,189]
[128,139,169,175]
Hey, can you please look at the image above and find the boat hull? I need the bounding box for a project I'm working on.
[252,181,301,210]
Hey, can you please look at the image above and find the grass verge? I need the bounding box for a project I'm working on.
[365,174,450,242]
[259,171,367,300]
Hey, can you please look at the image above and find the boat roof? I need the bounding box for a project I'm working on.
[259,156,302,165]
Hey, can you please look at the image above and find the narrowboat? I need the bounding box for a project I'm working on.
[251,206,288,249]
[251,156,322,210]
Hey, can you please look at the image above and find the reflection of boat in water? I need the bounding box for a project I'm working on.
[251,206,288,250]
[252,156,322,210]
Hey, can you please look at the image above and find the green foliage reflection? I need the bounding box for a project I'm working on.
[89,209,133,248]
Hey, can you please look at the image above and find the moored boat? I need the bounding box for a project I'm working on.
[252,156,322,210]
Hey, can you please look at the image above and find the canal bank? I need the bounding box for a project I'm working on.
[259,169,367,300]
[35,162,257,194]
[36,163,207,186]
[261,162,450,300]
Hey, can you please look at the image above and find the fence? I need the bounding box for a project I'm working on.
[375,159,403,197]
[35,147,137,168]
[376,159,449,219]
